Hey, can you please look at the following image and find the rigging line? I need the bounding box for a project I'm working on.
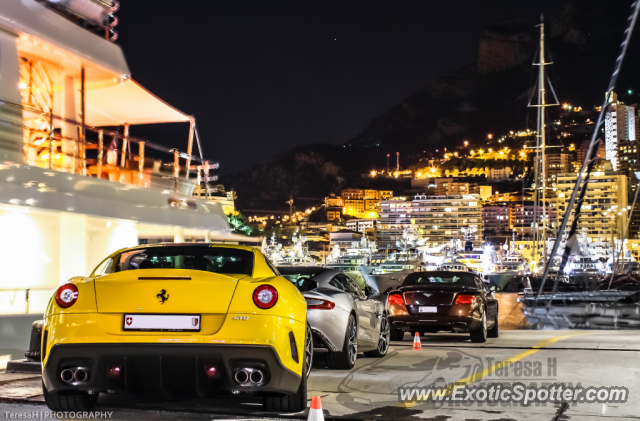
[525,45,540,132]
[545,142,599,310]
[546,74,560,105]
[193,124,205,160]
[527,78,539,107]
[536,0,640,298]
[193,125,212,198]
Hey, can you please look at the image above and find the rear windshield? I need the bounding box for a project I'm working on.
[105,246,254,275]
[402,272,477,287]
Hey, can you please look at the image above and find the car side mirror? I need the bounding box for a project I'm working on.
[364,285,377,297]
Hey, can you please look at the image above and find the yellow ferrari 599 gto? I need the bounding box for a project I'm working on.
[41,244,311,413]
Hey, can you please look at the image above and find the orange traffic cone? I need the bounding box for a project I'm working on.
[412,332,423,350]
[307,396,324,421]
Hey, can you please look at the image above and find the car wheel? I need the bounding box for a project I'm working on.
[364,313,390,358]
[42,381,98,412]
[487,310,499,338]
[389,328,404,341]
[326,314,357,370]
[470,310,487,343]
[263,323,311,413]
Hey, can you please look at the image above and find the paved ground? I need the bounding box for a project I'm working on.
[1,330,640,420]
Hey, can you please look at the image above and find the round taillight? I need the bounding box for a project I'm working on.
[253,285,278,309]
[55,284,78,308]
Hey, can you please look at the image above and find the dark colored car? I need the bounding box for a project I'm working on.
[387,271,498,343]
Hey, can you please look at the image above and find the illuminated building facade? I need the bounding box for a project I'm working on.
[604,91,636,170]
[377,194,483,249]
[486,165,512,182]
[482,203,510,235]
[509,202,557,236]
[556,171,628,241]
[330,189,393,218]
[346,218,377,234]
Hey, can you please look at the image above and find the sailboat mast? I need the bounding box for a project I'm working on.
[539,18,547,268]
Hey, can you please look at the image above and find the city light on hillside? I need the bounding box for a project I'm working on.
[487,134,493,139]
[463,140,469,146]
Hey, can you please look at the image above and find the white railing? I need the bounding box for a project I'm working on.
[0,288,55,315]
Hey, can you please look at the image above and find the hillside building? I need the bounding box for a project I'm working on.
[555,171,628,242]
[604,91,636,170]
[377,194,483,249]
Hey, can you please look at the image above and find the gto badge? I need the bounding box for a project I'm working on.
[423,293,432,297]
[233,316,249,320]
[156,289,169,304]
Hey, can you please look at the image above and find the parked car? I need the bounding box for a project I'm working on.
[387,271,499,343]
[277,267,390,369]
[41,244,311,413]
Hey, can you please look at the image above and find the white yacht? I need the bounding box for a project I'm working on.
[0,1,257,327]
[261,233,285,264]
[436,260,475,273]
[278,231,318,266]
[604,251,640,275]
[418,244,447,270]
[493,236,531,276]
[326,237,376,269]
[370,251,423,274]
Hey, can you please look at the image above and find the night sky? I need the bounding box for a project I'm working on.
[117,1,559,175]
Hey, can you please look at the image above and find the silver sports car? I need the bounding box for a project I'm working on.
[277,266,390,369]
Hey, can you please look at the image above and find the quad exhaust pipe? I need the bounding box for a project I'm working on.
[234,368,265,385]
[60,367,90,385]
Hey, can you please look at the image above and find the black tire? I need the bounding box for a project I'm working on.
[390,328,404,341]
[470,310,488,343]
[326,314,357,370]
[263,323,312,412]
[364,314,390,358]
[42,381,98,412]
[487,310,499,338]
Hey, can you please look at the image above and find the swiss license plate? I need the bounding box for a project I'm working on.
[419,306,438,313]
[123,314,201,332]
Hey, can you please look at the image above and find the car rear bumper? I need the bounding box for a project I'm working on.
[389,305,483,332]
[42,343,301,396]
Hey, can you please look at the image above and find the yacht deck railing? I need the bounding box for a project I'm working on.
[0,98,219,194]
